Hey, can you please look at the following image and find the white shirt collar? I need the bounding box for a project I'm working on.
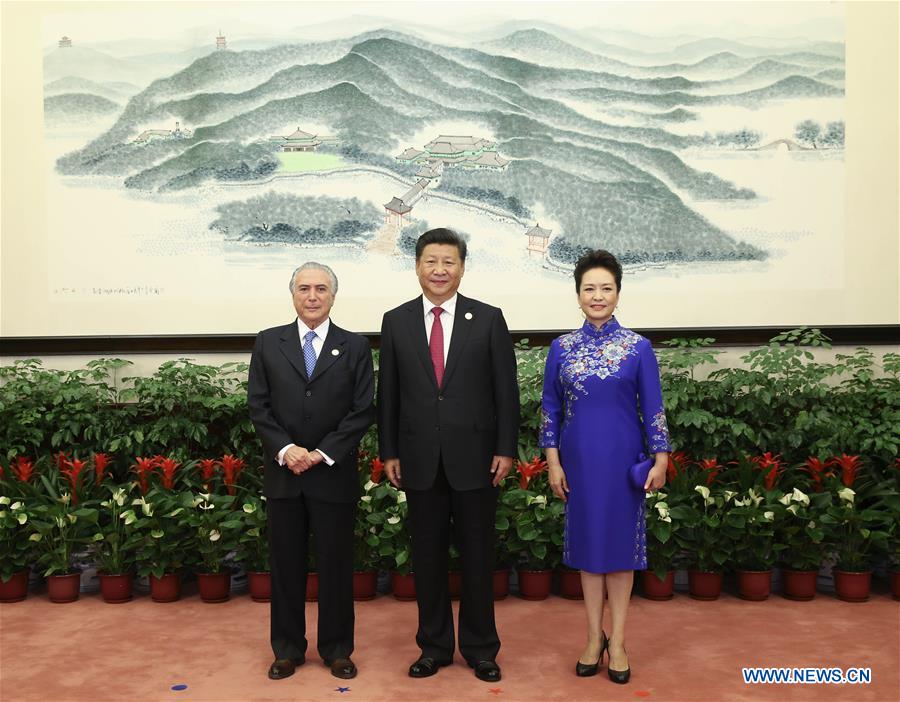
[297,317,330,342]
[422,293,458,318]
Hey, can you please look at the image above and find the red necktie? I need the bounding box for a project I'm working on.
[429,307,445,387]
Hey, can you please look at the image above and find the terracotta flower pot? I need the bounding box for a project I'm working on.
[891,571,900,601]
[736,570,772,601]
[782,569,817,601]
[448,570,462,600]
[149,572,181,602]
[99,572,133,603]
[306,572,319,601]
[493,569,510,600]
[517,569,552,600]
[353,570,378,601]
[197,571,231,603]
[557,568,584,599]
[642,570,675,600]
[391,571,416,601]
[47,571,82,603]
[833,570,872,602]
[247,571,271,602]
[688,570,722,601]
[0,569,30,603]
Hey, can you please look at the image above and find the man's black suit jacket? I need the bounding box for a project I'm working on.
[248,320,375,503]
[378,293,520,491]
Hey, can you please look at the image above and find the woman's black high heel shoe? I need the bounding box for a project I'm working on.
[607,641,631,684]
[575,631,608,677]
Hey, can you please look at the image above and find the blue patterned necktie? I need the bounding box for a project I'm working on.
[303,330,318,377]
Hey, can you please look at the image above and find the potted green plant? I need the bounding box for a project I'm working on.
[504,480,564,601]
[0,496,34,602]
[30,488,98,603]
[492,487,515,600]
[353,466,390,601]
[237,494,270,602]
[675,484,731,600]
[644,490,682,600]
[725,487,786,600]
[821,486,892,601]
[776,487,830,600]
[374,485,413,600]
[181,491,242,602]
[91,485,143,603]
[133,488,189,602]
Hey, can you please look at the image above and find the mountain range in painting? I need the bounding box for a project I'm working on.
[46,23,845,264]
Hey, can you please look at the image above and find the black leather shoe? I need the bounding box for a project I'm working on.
[576,630,608,677]
[408,656,452,678]
[607,642,631,684]
[471,660,501,683]
[268,656,305,680]
[325,657,357,679]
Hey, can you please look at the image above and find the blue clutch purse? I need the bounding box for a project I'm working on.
[629,453,654,491]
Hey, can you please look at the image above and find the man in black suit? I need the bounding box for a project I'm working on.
[378,228,520,683]
[248,262,375,682]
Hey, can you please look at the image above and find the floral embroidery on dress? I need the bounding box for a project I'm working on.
[559,319,641,401]
[649,410,671,452]
[633,498,647,569]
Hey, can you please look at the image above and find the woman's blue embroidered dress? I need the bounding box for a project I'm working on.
[540,317,671,573]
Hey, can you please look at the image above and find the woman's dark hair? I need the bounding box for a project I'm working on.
[574,249,623,292]
[415,227,468,262]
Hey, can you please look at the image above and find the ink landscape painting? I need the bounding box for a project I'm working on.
[41,2,845,331]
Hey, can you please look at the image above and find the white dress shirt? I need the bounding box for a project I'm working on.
[277,317,334,468]
[422,293,457,364]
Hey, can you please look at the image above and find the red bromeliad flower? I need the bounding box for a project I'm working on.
[751,452,785,490]
[831,454,862,487]
[799,457,833,492]
[371,457,385,483]
[60,457,88,504]
[0,462,4,480]
[667,451,690,482]
[92,453,112,484]
[10,457,35,483]
[157,456,181,490]
[697,458,723,486]
[219,455,246,496]
[132,456,159,495]
[516,457,548,489]
[54,452,70,471]
[197,459,218,483]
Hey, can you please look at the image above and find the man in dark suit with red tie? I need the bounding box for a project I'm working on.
[248,262,375,682]
[378,228,520,683]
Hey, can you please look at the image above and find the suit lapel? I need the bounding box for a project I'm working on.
[406,297,438,389]
[278,321,308,381]
[442,294,475,389]
[310,323,347,382]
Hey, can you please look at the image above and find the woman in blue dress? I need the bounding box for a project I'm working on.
[540,250,670,684]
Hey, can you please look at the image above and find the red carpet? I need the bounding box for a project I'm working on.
[1,585,897,701]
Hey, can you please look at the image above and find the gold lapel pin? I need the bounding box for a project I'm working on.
[465,312,473,320]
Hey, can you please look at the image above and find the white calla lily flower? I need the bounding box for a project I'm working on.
[837,487,855,504]
[791,488,810,506]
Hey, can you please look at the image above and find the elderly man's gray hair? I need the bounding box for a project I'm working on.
[288,262,339,294]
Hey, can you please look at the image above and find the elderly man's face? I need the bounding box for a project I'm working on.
[292,269,335,329]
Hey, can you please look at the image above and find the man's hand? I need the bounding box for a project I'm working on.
[490,455,513,487]
[385,458,402,488]
[283,445,310,474]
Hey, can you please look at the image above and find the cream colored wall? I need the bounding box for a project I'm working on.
[1,1,898,337]
[2,344,898,386]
